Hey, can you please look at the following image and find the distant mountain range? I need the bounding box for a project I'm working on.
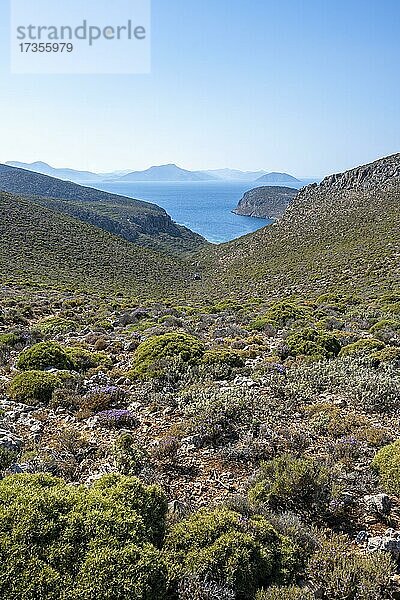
[6,161,301,184]
[6,161,105,182]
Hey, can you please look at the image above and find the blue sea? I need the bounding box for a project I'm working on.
[92,180,313,244]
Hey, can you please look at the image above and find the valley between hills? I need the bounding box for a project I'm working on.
[0,153,399,599]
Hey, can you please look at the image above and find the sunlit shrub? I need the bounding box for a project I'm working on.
[371,439,400,495]
[202,349,244,368]
[306,532,394,599]
[165,507,295,599]
[130,332,205,378]
[185,387,256,447]
[285,328,340,359]
[34,316,78,337]
[256,586,313,599]
[248,454,338,519]
[0,473,168,600]
[65,347,112,372]
[339,338,385,358]
[369,319,400,345]
[71,544,167,600]
[16,341,74,371]
[112,433,149,475]
[249,301,309,331]
[371,346,400,365]
[8,370,64,405]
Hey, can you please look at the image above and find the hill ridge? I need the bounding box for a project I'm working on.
[0,164,207,256]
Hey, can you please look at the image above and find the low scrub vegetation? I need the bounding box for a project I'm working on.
[0,287,399,599]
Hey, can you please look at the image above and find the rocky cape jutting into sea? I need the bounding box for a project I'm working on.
[232,185,298,219]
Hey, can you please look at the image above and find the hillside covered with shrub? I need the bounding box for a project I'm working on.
[202,153,400,299]
[0,191,201,297]
[0,153,399,598]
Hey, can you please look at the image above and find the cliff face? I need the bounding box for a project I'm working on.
[280,152,400,229]
[233,186,298,219]
[312,153,400,192]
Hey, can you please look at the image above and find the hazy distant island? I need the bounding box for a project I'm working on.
[233,185,298,219]
[255,171,300,184]
[115,163,217,182]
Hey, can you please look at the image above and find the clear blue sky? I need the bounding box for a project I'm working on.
[0,0,399,177]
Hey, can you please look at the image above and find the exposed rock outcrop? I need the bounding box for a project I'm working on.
[308,152,400,192]
[232,186,298,219]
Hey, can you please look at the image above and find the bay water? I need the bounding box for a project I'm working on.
[92,180,312,243]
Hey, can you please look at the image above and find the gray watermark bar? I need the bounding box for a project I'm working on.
[10,0,151,74]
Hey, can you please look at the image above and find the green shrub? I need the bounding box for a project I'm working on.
[0,473,167,600]
[202,349,244,368]
[256,586,313,599]
[112,433,149,476]
[249,301,309,331]
[16,341,74,371]
[370,319,400,345]
[315,293,360,311]
[198,349,245,380]
[65,347,112,372]
[130,333,205,378]
[306,533,394,599]
[0,332,23,348]
[0,447,18,471]
[209,300,244,313]
[339,338,385,358]
[370,318,400,331]
[248,454,338,518]
[185,387,256,447]
[248,316,275,332]
[71,544,167,600]
[8,370,64,405]
[371,346,400,364]
[285,328,341,359]
[34,316,78,337]
[0,332,26,363]
[164,508,295,599]
[371,440,400,494]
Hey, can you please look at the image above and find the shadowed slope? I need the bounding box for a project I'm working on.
[0,192,195,298]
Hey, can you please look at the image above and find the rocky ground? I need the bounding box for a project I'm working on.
[1,284,400,597]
